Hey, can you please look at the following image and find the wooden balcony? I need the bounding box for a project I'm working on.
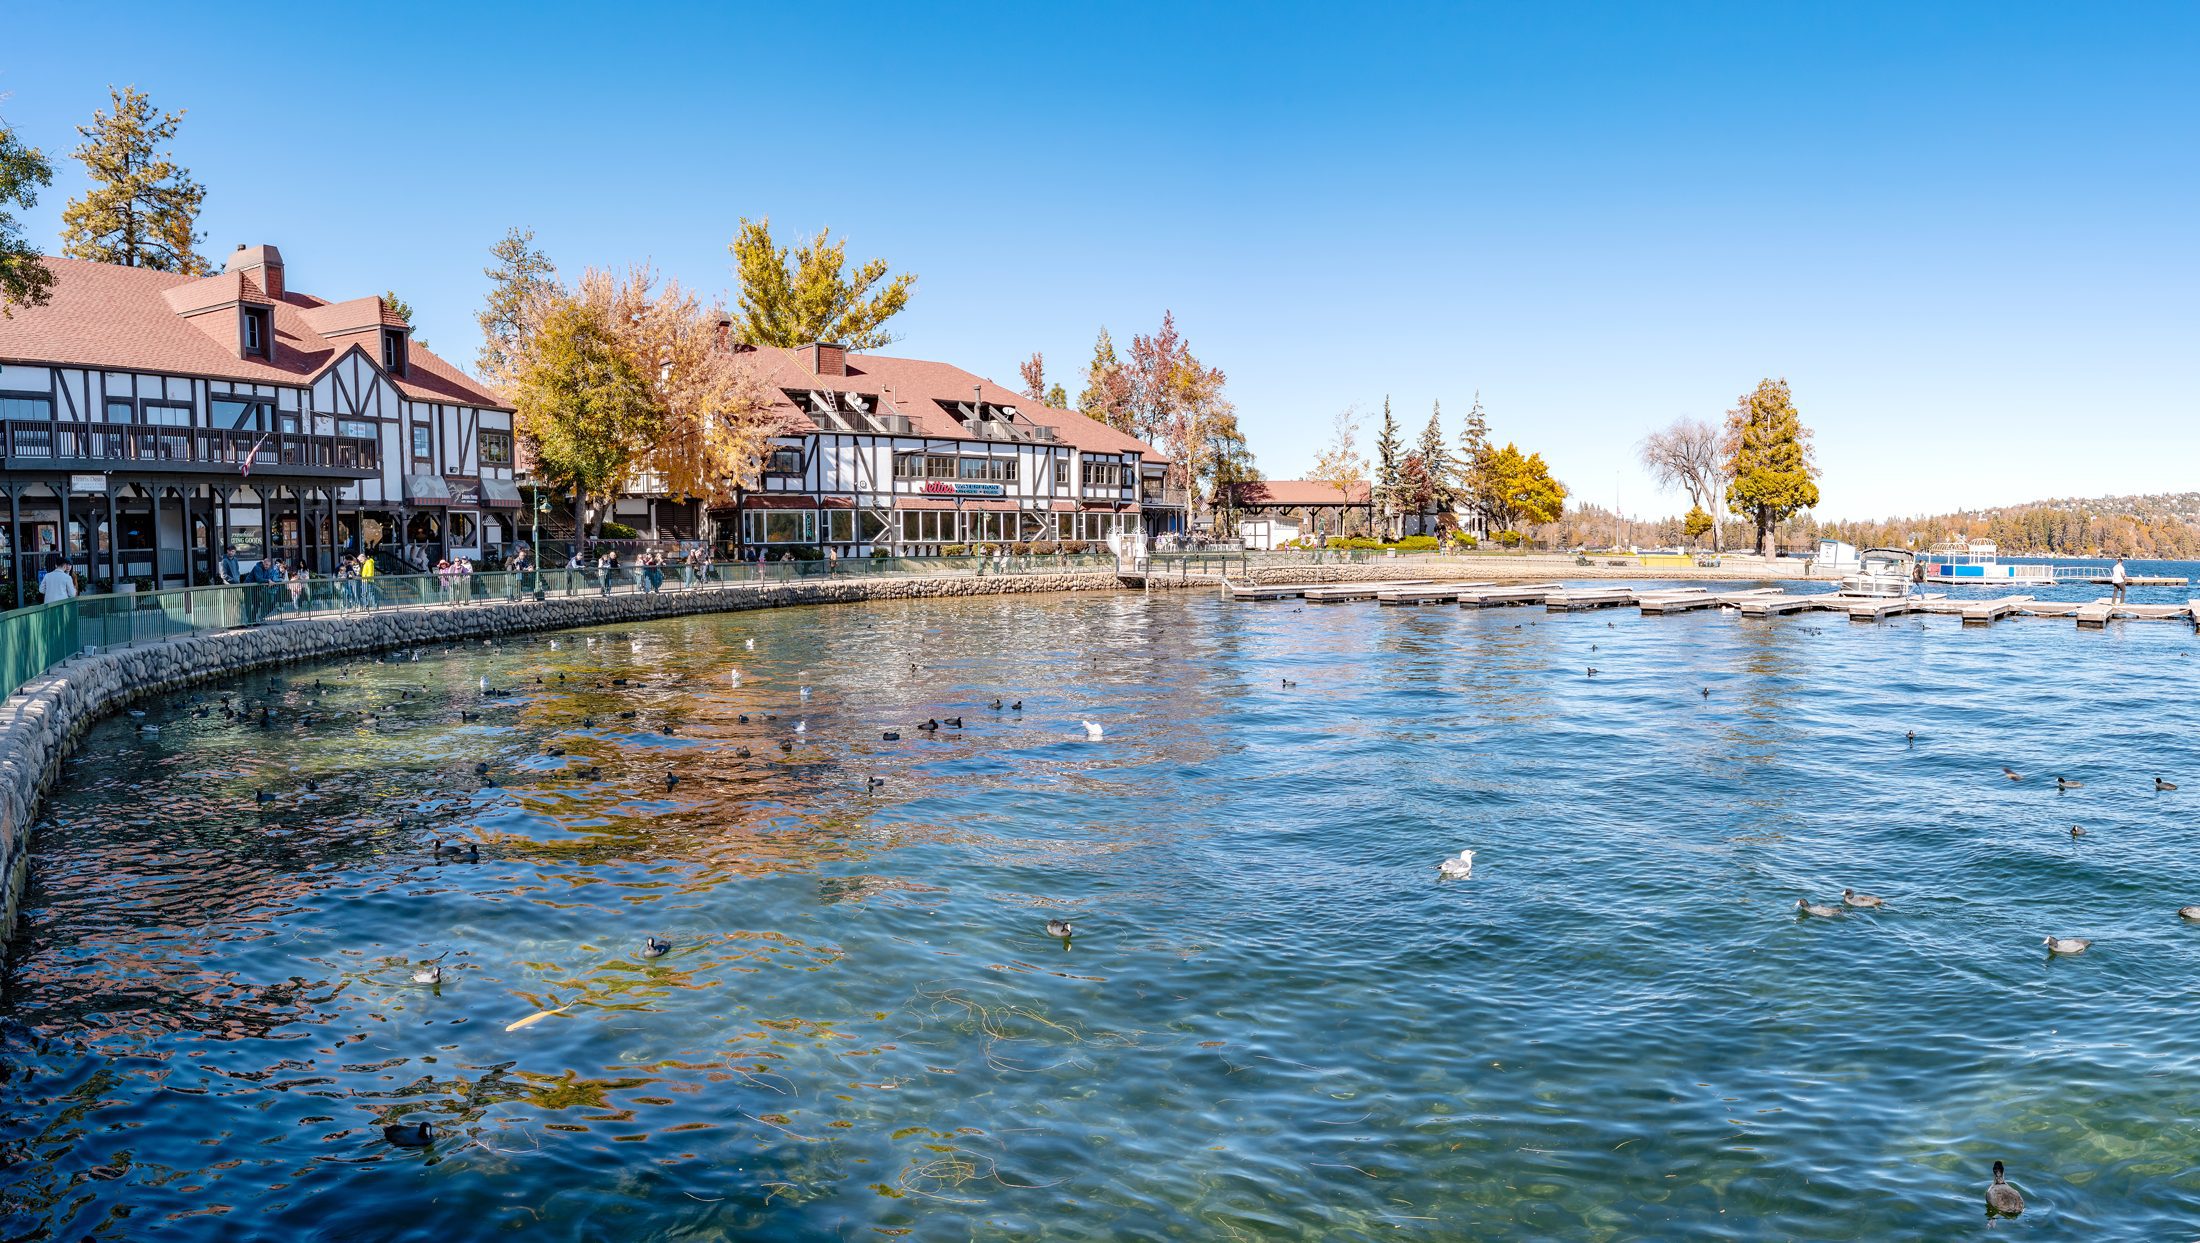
[2,419,379,479]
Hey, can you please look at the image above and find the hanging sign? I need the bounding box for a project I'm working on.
[70,473,106,493]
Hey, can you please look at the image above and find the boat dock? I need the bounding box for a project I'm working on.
[1223,580,2200,631]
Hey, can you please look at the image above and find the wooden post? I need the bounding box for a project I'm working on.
[106,489,119,586]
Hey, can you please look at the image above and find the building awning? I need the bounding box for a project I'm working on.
[480,477,522,508]
[403,475,452,505]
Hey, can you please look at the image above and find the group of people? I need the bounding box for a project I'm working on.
[560,547,715,595]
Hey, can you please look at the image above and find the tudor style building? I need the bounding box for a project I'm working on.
[718,341,1175,556]
[0,245,516,601]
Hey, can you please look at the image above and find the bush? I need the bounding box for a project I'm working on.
[1451,533,1479,549]
[1026,540,1058,555]
[870,547,890,559]
[1392,535,1439,551]
[974,542,999,556]
[1495,530,1524,547]
[942,544,969,556]
[1060,540,1091,554]
[599,520,640,539]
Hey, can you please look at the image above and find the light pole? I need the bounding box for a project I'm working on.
[530,489,550,600]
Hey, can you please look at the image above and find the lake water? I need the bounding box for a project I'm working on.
[4,589,2198,1240]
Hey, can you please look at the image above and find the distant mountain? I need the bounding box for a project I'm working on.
[1823,493,2200,559]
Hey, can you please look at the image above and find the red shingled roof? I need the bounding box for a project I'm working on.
[1226,479,1371,507]
[737,344,1167,462]
[0,255,508,410]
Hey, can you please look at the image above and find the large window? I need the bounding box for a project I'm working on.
[213,397,270,432]
[1,393,54,423]
[895,453,1016,482]
[339,418,375,440]
[744,510,818,543]
[478,428,513,466]
[825,510,854,543]
[1082,461,1126,488]
[765,448,803,475]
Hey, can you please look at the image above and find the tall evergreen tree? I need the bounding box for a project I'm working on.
[1458,393,1492,530]
[1372,397,1402,539]
[381,290,426,349]
[1044,382,1068,409]
[0,114,54,314]
[59,86,208,273]
[727,216,914,350]
[1415,401,1453,520]
[1723,377,1820,557]
[476,226,558,382]
[1077,328,1134,432]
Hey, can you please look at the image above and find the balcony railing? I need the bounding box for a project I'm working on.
[1141,484,1190,508]
[3,419,379,475]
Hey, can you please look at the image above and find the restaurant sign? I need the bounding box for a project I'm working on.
[920,481,1006,497]
[443,477,482,506]
[70,473,107,493]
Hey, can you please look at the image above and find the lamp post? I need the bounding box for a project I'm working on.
[530,489,549,600]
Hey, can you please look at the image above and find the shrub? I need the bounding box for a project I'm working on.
[599,520,641,539]
[1027,540,1058,555]
[942,544,969,556]
[1495,530,1524,547]
[1061,540,1091,554]
[1392,535,1439,551]
[1451,533,1478,549]
[975,542,999,555]
[870,547,890,559]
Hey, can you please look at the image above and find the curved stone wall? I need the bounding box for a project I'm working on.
[0,572,1123,941]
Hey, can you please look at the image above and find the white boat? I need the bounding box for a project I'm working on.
[1815,539,1861,574]
[1841,547,1916,597]
[1920,540,2055,586]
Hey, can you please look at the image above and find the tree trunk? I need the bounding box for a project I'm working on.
[571,487,589,556]
[1758,512,1775,559]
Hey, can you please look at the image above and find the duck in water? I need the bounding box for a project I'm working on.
[1045,919,1073,939]
[1985,1160,2023,1217]
[383,1121,436,1148]
[642,936,671,959]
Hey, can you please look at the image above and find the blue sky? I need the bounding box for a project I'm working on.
[4,2,2194,518]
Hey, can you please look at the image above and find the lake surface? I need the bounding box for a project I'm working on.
[4,590,2198,1240]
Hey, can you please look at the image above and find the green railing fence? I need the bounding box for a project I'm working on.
[1,552,1126,701]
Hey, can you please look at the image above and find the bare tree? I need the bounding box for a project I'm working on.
[1638,417,1725,552]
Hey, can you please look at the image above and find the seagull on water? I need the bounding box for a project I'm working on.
[1438,850,1474,880]
[1082,721,1104,739]
[745,639,755,650]
[2043,935,2091,955]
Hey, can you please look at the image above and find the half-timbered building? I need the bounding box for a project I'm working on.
[0,244,516,601]
[717,341,1178,557]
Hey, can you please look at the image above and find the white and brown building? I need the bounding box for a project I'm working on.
[719,341,1178,556]
[0,244,517,600]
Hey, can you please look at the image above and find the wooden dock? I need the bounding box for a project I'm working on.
[1545,586,1645,612]
[1456,583,1565,608]
[1636,587,1781,614]
[1304,579,1434,603]
[1376,582,1494,606]
[1738,592,1856,618]
[1958,595,2033,626]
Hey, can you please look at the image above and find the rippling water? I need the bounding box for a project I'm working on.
[4,589,2199,1239]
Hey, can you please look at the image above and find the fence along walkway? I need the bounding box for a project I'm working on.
[0,554,1120,700]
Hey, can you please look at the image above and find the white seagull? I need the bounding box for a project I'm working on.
[745,639,755,650]
[1082,721,1104,739]
[800,686,812,700]
[1438,850,1475,880]
[795,720,807,734]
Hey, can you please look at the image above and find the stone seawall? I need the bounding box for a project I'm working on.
[0,572,1123,942]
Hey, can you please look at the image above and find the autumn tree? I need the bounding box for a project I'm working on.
[727,217,913,350]
[1481,443,1568,534]
[1017,352,1047,403]
[1638,417,1725,552]
[1128,311,1241,508]
[1371,397,1402,539]
[59,86,208,273]
[512,297,658,538]
[1723,378,1819,557]
[1077,328,1134,432]
[1683,506,1715,544]
[0,114,53,314]
[1044,382,1068,409]
[476,226,558,383]
[1310,405,1367,494]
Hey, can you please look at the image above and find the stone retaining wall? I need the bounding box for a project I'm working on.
[0,572,1123,942]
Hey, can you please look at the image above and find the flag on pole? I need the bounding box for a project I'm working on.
[239,426,276,477]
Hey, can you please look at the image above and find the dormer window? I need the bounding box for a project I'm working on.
[241,308,271,358]
[382,329,409,376]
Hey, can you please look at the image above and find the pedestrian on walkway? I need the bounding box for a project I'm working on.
[39,553,77,603]
[2111,554,2130,604]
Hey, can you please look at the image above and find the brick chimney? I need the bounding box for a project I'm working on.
[804,342,848,378]
[225,244,285,299]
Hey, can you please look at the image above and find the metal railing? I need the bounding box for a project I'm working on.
[1,553,1124,700]
[2,419,379,473]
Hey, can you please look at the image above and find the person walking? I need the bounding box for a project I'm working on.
[2111,554,2130,604]
[358,553,378,609]
[38,553,77,603]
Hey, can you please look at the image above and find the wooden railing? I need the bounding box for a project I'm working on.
[2,419,379,473]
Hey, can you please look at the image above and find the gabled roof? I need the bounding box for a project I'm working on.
[738,343,1166,462]
[0,255,508,410]
[1226,479,1371,507]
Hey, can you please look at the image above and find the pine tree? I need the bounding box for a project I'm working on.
[1077,328,1134,432]
[1414,401,1453,527]
[1372,397,1402,539]
[1044,382,1068,409]
[476,226,559,382]
[59,86,208,273]
[382,290,426,349]
[0,115,55,314]
[727,216,914,350]
[1723,378,1820,557]
[1458,393,1492,532]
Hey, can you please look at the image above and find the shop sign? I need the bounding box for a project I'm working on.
[70,473,106,493]
[921,481,1006,497]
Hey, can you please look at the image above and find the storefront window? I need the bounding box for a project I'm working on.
[449,512,478,545]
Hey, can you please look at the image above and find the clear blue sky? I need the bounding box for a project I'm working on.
[4,2,2194,519]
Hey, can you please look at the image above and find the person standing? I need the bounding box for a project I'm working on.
[288,560,309,613]
[39,553,78,603]
[358,553,378,609]
[2111,554,2130,604]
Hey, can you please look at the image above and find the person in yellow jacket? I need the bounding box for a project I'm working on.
[359,554,378,608]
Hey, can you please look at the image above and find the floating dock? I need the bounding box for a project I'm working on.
[1222,578,2200,633]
